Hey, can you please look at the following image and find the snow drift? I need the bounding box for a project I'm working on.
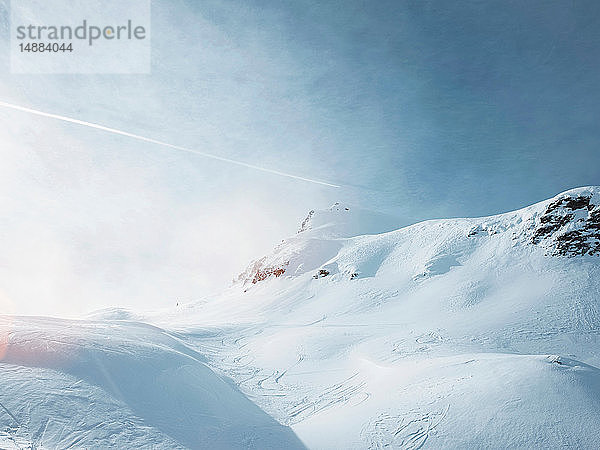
[0,316,304,449]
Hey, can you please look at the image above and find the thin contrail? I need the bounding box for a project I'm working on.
[0,100,340,188]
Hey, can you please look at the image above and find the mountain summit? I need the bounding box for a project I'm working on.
[237,187,600,288]
[235,203,401,286]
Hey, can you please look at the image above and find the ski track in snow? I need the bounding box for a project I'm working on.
[361,406,450,450]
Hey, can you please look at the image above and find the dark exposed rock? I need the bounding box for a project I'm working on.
[531,214,574,244]
[298,210,315,233]
[529,194,600,256]
[313,269,330,279]
[546,195,591,213]
[235,257,289,286]
[588,209,600,230]
[554,231,596,256]
[467,228,479,237]
[252,265,287,284]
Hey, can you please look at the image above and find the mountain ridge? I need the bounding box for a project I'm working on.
[236,186,600,288]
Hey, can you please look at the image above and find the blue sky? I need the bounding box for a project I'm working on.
[0,0,598,315]
[243,0,600,219]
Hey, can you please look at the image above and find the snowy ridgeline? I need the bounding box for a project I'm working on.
[2,186,600,449]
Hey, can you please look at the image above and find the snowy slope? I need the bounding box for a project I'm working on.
[0,316,304,449]
[163,186,600,448]
[2,187,600,449]
[294,353,600,449]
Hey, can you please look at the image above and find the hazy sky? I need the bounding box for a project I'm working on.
[0,0,599,316]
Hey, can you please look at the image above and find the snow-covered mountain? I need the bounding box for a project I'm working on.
[177,186,600,448]
[235,186,599,288]
[1,187,600,448]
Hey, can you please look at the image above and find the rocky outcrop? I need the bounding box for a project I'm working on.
[467,189,600,257]
[235,257,289,286]
[313,269,330,279]
[530,192,600,256]
[298,210,315,233]
[251,265,287,284]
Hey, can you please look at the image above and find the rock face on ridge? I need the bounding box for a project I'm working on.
[530,190,600,256]
[235,203,400,286]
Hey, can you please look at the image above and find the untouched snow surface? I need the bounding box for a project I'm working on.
[2,187,600,448]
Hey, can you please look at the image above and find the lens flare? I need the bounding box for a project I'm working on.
[0,290,15,361]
